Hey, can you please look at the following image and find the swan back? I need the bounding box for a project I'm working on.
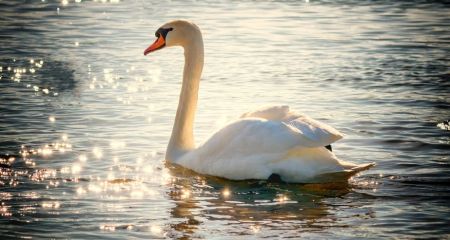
[241,105,343,147]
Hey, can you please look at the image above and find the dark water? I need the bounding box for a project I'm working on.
[1,0,449,239]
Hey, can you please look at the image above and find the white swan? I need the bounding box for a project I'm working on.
[144,20,374,183]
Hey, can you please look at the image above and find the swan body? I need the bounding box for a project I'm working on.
[144,20,374,183]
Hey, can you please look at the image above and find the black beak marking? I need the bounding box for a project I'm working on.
[155,27,173,40]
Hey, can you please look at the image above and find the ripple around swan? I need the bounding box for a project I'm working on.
[1,0,450,239]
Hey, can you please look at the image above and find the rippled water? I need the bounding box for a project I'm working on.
[1,0,449,239]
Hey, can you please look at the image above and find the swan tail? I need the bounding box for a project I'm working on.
[270,147,375,183]
[315,162,376,183]
[349,162,376,172]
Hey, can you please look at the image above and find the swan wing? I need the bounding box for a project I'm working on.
[241,105,343,146]
[200,118,320,156]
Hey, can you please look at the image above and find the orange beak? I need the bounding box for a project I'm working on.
[144,36,165,55]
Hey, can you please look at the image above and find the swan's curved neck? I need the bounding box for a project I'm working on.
[166,36,204,161]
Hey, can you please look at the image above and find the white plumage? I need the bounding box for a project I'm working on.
[177,105,373,183]
[144,20,374,183]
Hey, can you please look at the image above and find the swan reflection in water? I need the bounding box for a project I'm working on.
[165,163,373,238]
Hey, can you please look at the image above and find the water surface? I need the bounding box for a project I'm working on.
[1,0,449,239]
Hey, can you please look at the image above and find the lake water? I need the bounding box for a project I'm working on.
[1,0,449,239]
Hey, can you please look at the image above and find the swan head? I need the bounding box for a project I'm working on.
[144,20,202,55]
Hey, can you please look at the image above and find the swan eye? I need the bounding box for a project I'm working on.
[155,27,173,40]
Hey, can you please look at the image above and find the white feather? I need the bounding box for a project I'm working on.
[149,20,374,183]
